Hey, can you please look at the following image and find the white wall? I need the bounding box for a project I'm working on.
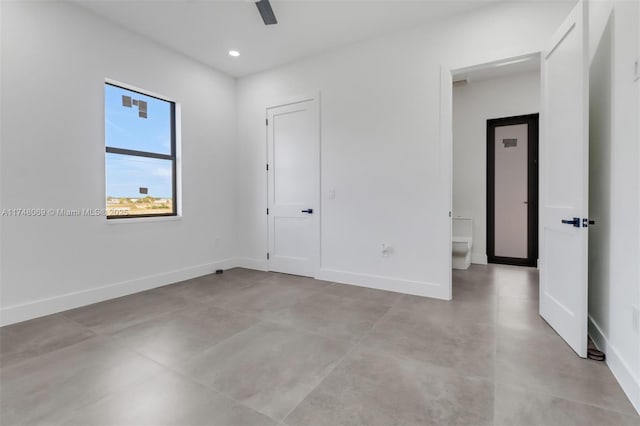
[235,1,572,298]
[452,71,540,264]
[0,1,237,325]
[588,0,640,414]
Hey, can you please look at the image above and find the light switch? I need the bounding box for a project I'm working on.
[328,189,336,200]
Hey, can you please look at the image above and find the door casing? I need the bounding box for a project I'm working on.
[265,94,321,278]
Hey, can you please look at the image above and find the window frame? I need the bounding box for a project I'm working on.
[104,81,178,220]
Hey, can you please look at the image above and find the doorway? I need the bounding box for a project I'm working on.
[443,0,590,358]
[487,113,539,267]
[266,96,320,278]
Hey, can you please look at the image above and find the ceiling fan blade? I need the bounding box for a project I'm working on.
[255,0,277,25]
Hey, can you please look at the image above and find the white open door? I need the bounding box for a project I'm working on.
[539,0,589,357]
[267,97,320,277]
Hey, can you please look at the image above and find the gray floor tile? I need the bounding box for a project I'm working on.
[62,369,276,426]
[0,314,94,369]
[494,266,539,301]
[497,296,556,336]
[148,272,257,304]
[392,293,496,326]
[496,326,638,416]
[62,290,191,334]
[285,346,494,426]
[321,282,402,306]
[223,267,273,282]
[261,292,390,340]
[256,272,333,291]
[0,336,165,425]
[453,268,498,304]
[495,383,640,426]
[179,321,350,421]
[109,305,259,367]
[1,265,637,425]
[361,306,495,378]
[211,279,328,316]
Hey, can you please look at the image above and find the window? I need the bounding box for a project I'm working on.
[104,82,177,219]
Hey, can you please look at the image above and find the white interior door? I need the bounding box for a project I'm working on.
[267,97,320,277]
[539,0,589,357]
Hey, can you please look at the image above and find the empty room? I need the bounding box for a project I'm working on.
[1,0,639,425]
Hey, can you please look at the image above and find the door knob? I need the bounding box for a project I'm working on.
[301,209,313,214]
[561,217,580,228]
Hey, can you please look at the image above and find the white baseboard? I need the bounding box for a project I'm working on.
[316,268,449,300]
[0,258,236,327]
[1,259,449,327]
[471,254,488,265]
[234,257,268,271]
[589,315,640,415]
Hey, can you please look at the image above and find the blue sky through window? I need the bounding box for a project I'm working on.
[106,154,173,198]
[105,84,173,199]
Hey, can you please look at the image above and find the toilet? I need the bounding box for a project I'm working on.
[452,217,473,270]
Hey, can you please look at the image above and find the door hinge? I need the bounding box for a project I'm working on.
[266,118,268,126]
[266,208,269,215]
[266,163,269,171]
[267,252,270,260]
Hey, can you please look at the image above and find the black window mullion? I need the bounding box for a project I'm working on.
[106,146,174,161]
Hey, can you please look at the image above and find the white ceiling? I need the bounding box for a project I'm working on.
[73,0,497,77]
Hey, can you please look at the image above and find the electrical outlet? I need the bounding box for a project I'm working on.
[635,59,640,82]
[632,305,640,334]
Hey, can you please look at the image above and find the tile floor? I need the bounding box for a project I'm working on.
[1,265,638,425]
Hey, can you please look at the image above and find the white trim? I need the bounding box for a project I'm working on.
[0,258,236,326]
[264,92,318,111]
[104,78,177,103]
[265,93,321,278]
[0,258,451,327]
[440,49,542,303]
[175,102,183,216]
[316,268,449,300]
[589,316,640,415]
[103,79,183,223]
[445,48,542,79]
[234,257,268,272]
[105,215,182,225]
[439,65,454,300]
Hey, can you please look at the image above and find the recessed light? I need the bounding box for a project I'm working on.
[228,50,240,57]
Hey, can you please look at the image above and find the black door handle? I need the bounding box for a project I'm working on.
[301,209,313,214]
[561,217,580,228]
